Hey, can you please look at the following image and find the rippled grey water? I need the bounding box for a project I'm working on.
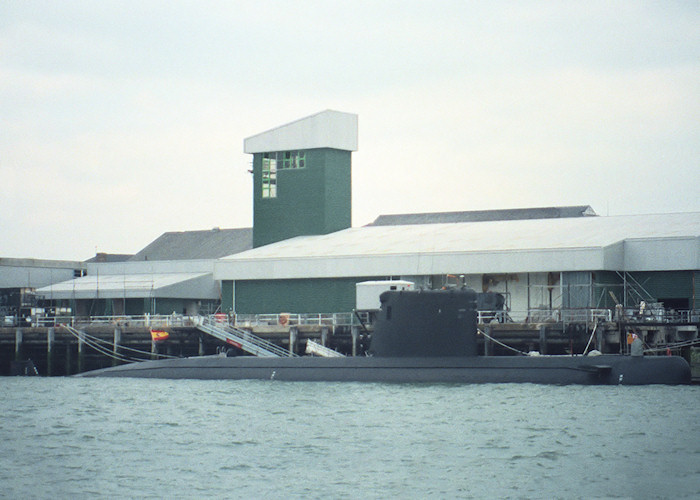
[1,378,698,499]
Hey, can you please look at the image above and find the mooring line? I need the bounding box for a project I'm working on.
[60,324,178,363]
[477,328,528,356]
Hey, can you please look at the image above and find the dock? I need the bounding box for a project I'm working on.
[1,312,698,377]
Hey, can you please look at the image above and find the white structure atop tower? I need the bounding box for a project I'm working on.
[244,109,358,153]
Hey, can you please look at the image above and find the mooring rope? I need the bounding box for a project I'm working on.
[67,326,178,358]
[477,328,528,356]
[643,338,700,354]
[62,326,141,363]
[60,324,178,364]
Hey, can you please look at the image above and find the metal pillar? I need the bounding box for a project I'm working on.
[321,326,329,347]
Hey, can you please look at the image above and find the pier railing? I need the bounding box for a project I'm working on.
[7,307,699,329]
[477,308,700,325]
[234,312,370,328]
[30,314,197,328]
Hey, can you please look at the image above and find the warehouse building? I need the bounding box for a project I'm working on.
[34,228,252,317]
[31,110,700,322]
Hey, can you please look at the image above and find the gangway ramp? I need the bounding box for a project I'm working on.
[196,316,296,357]
[305,339,345,357]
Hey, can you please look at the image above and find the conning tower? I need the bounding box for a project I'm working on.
[369,288,478,357]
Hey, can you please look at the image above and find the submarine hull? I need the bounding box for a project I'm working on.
[76,289,692,384]
[76,354,691,385]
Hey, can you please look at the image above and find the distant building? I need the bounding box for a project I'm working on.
[35,228,252,316]
[1,258,85,321]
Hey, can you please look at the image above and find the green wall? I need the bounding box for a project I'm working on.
[221,280,234,313]
[234,277,378,314]
[592,271,695,308]
[253,148,351,248]
[629,271,693,301]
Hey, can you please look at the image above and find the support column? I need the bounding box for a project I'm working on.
[484,326,493,356]
[113,327,121,366]
[596,323,604,353]
[289,326,298,355]
[198,335,205,356]
[321,326,329,347]
[539,325,548,355]
[47,327,55,376]
[65,336,72,375]
[77,330,86,374]
[15,328,23,361]
[351,326,359,357]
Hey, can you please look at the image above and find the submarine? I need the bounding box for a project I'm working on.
[77,288,691,384]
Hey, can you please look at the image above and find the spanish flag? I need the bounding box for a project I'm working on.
[150,329,169,342]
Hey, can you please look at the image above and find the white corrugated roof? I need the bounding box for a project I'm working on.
[37,272,219,300]
[214,212,700,279]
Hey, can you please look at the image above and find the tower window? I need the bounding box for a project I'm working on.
[261,151,305,198]
[261,153,277,198]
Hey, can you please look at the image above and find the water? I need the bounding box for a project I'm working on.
[1,378,698,499]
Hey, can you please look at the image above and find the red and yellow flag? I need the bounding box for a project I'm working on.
[150,329,169,342]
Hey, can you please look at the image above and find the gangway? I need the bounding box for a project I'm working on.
[196,316,296,357]
[305,339,345,357]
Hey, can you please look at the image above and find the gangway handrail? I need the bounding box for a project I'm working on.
[196,316,296,358]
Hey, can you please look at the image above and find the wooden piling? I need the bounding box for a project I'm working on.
[15,328,22,361]
[351,326,359,357]
[484,326,493,356]
[65,336,72,375]
[47,327,55,376]
[113,327,121,366]
[289,326,298,355]
[77,330,86,373]
[539,326,548,355]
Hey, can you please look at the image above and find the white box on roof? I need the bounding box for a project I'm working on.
[356,280,414,311]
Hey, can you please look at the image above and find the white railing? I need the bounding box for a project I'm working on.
[234,312,369,328]
[478,308,614,324]
[30,314,197,328]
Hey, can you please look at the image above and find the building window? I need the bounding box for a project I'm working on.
[261,153,277,198]
[261,150,306,198]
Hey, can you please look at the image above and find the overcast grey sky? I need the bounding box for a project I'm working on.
[1,1,698,260]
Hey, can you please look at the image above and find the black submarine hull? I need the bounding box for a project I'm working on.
[76,354,691,385]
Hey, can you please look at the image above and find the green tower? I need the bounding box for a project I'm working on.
[244,110,358,248]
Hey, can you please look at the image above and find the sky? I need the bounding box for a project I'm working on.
[1,1,698,261]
